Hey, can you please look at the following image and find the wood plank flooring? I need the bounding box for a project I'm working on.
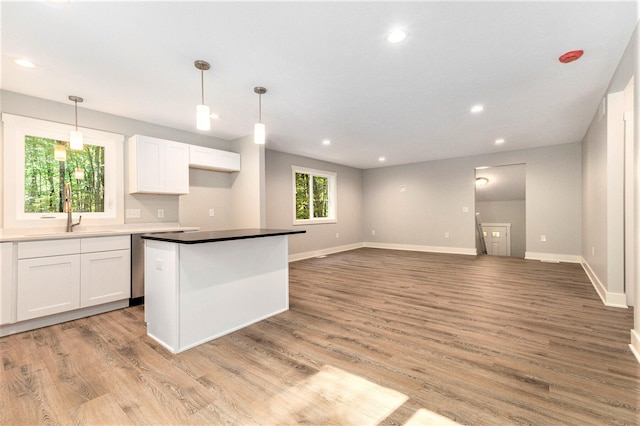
[1,248,639,425]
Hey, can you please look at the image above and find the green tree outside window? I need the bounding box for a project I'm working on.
[24,136,105,213]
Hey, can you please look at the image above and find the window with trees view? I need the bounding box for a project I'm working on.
[292,166,336,224]
[25,136,105,213]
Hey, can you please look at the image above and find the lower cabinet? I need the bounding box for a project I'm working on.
[15,235,130,322]
[81,249,130,307]
[17,254,81,321]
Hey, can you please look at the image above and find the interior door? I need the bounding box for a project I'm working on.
[481,224,510,256]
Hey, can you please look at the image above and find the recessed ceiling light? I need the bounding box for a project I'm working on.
[322,139,331,146]
[470,105,484,113]
[476,177,489,185]
[210,112,221,119]
[379,157,386,162]
[494,138,505,145]
[14,58,36,68]
[386,29,407,43]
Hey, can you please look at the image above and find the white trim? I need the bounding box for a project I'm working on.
[580,257,628,308]
[630,330,640,364]
[291,165,337,224]
[525,251,581,263]
[289,242,364,262]
[363,242,477,256]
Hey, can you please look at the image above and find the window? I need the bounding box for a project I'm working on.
[292,166,336,224]
[2,114,124,228]
[24,136,105,213]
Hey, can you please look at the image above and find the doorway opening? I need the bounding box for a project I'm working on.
[475,164,526,258]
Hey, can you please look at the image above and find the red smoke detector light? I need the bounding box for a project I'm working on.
[559,50,584,64]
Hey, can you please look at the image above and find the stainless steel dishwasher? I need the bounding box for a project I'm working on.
[130,234,145,306]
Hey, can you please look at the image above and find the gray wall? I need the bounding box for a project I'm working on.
[0,90,236,229]
[476,200,526,258]
[364,143,582,258]
[265,150,363,256]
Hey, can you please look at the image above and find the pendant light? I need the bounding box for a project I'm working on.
[194,60,211,131]
[54,143,67,162]
[253,86,267,145]
[74,167,85,180]
[68,95,84,150]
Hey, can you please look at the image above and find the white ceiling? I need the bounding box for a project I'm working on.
[1,1,638,169]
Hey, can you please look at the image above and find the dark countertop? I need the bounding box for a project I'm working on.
[140,228,306,244]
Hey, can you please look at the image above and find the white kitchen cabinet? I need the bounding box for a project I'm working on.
[80,236,131,307]
[17,254,81,321]
[128,134,189,194]
[81,250,130,307]
[14,236,131,322]
[0,243,15,325]
[189,145,241,172]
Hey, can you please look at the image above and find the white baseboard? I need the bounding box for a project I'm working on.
[630,330,640,364]
[580,257,628,308]
[288,241,476,262]
[525,251,581,263]
[363,242,477,256]
[289,243,364,262]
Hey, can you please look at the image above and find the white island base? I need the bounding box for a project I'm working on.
[144,234,290,354]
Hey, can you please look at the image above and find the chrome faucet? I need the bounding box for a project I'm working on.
[63,183,82,232]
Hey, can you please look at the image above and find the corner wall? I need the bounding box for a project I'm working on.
[363,143,582,260]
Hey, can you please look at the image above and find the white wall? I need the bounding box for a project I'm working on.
[265,149,363,258]
[476,200,526,258]
[363,143,582,260]
[0,90,235,229]
[581,24,637,308]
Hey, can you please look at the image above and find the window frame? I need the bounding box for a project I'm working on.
[2,113,124,229]
[291,165,337,225]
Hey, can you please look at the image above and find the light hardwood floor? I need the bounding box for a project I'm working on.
[1,248,639,425]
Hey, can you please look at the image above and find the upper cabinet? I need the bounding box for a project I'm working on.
[128,135,190,194]
[189,145,240,172]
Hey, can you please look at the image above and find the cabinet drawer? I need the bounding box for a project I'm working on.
[81,235,130,253]
[18,239,80,259]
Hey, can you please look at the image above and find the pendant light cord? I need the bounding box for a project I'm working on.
[201,68,205,105]
[74,99,78,131]
[258,93,262,123]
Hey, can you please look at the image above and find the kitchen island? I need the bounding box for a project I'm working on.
[142,229,305,354]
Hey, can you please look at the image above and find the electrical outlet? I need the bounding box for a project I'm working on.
[462,206,469,213]
[445,232,449,238]
[155,260,163,271]
[157,209,164,218]
[540,235,547,242]
[400,185,406,192]
[209,208,215,217]
[336,232,339,238]
[371,230,376,236]
[126,209,141,219]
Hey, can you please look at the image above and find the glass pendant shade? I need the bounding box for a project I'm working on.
[74,167,85,180]
[254,123,266,145]
[69,130,84,150]
[196,104,211,131]
[54,144,67,161]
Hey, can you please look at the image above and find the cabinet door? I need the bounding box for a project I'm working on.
[132,135,165,193]
[189,145,240,172]
[164,142,190,194]
[17,255,81,321]
[81,249,131,307]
